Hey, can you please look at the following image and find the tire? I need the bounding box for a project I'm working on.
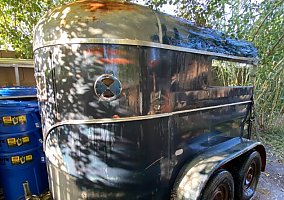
[232,151,262,200]
[201,169,234,200]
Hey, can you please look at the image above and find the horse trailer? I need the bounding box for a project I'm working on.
[33,0,266,199]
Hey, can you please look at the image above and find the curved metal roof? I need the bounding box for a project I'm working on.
[33,0,258,63]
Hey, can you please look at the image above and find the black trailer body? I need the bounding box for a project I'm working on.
[33,1,266,199]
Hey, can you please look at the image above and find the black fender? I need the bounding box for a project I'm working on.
[172,137,266,200]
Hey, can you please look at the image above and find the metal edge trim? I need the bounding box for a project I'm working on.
[43,100,252,147]
[33,38,257,63]
[153,11,163,43]
[0,95,37,100]
[173,100,251,115]
[0,64,34,68]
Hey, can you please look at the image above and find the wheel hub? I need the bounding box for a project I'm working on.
[213,184,229,200]
[244,162,256,189]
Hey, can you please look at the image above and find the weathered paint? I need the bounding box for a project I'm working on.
[33,1,264,199]
[34,44,254,199]
[44,107,249,199]
[33,0,258,60]
[34,44,253,134]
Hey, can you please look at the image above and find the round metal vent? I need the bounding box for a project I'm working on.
[94,74,122,101]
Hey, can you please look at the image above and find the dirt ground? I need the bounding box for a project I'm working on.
[253,149,284,200]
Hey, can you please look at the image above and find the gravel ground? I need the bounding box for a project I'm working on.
[253,149,284,200]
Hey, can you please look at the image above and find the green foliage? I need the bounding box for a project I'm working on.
[259,116,284,162]
[212,60,253,86]
[0,0,74,58]
[251,0,284,123]
[1,0,282,126]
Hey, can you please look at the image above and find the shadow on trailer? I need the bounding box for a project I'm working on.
[33,0,266,199]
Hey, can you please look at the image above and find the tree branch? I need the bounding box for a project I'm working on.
[266,31,284,57]
[251,0,283,41]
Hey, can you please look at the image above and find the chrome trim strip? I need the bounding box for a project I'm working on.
[43,100,252,147]
[34,38,257,63]
[153,11,163,43]
[173,101,251,115]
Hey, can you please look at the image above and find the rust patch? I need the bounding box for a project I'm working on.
[83,48,133,65]
[99,57,133,65]
[79,1,136,12]
[83,48,127,56]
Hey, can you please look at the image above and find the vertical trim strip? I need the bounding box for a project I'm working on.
[153,11,163,43]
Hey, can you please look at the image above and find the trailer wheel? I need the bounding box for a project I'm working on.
[233,151,261,200]
[201,170,234,200]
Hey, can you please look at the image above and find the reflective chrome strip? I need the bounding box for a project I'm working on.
[34,38,257,64]
[173,100,252,115]
[153,11,163,43]
[43,100,252,145]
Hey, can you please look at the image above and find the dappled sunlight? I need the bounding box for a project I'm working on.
[33,0,159,50]
[177,155,226,199]
[44,118,172,198]
[33,0,257,199]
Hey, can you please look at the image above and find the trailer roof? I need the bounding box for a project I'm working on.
[33,0,258,64]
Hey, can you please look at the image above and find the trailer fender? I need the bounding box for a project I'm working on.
[172,138,266,200]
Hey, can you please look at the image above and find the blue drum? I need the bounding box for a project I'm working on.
[0,146,49,200]
[0,87,48,200]
[0,100,41,134]
[0,129,42,152]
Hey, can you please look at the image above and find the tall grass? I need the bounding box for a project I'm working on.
[259,116,284,162]
[212,59,283,129]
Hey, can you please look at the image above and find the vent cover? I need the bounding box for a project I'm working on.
[94,74,122,101]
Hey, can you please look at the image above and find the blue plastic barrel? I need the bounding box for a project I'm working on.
[0,101,41,134]
[0,87,48,200]
[0,146,48,200]
[0,129,42,152]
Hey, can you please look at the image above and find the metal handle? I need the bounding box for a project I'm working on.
[23,181,32,199]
